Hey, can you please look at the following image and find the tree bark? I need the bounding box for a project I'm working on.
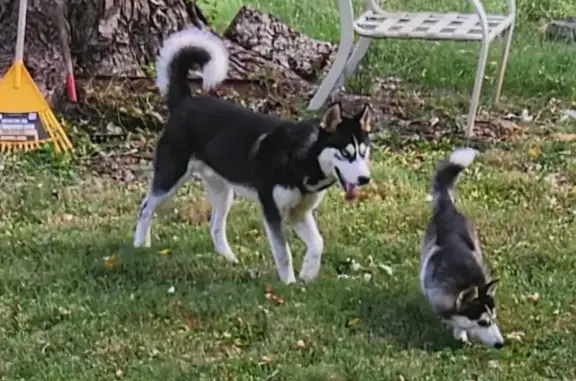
[223,6,334,82]
[0,0,320,108]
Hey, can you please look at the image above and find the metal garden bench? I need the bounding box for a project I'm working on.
[307,0,516,136]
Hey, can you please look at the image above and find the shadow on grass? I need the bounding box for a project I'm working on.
[331,281,464,352]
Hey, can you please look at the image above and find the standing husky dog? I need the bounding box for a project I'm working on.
[420,148,504,349]
[133,28,373,284]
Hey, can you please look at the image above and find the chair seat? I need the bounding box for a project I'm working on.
[354,11,514,41]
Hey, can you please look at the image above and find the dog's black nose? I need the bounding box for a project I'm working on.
[357,176,370,186]
[494,342,504,349]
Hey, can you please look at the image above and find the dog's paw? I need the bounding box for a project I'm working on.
[133,227,151,248]
[278,269,297,285]
[298,266,320,284]
[133,237,151,248]
[217,250,239,264]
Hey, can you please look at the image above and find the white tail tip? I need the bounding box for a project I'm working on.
[448,147,478,168]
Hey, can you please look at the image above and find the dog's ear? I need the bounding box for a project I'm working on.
[484,279,500,297]
[320,102,343,132]
[355,104,373,133]
[456,286,479,311]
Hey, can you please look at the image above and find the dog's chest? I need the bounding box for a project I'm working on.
[273,187,325,221]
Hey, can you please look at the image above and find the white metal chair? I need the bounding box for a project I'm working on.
[307,0,516,137]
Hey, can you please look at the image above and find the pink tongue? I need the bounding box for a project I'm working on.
[345,184,359,201]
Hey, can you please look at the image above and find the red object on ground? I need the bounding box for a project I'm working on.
[66,74,77,103]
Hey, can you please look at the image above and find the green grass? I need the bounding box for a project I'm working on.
[204,0,576,100]
[2,140,576,380]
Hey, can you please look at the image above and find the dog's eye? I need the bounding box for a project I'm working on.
[478,320,490,327]
[339,149,350,159]
[358,143,367,157]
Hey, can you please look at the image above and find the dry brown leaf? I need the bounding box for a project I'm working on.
[264,286,285,306]
[527,145,541,158]
[505,331,525,341]
[103,255,119,269]
[258,355,273,365]
[182,317,199,330]
[346,317,361,327]
[522,292,540,303]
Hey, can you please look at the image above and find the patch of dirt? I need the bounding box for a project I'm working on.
[61,75,541,181]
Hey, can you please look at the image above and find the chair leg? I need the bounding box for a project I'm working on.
[465,39,491,137]
[308,0,356,111]
[492,25,515,105]
[334,36,372,89]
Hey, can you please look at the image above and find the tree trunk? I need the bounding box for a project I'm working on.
[0,0,320,108]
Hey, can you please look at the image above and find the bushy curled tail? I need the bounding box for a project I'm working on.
[155,27,229,111]
[431,147,477,213]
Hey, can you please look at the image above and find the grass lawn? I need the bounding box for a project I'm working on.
[3,141,576,380]
[2,0,576,380]
[208,0,576,100]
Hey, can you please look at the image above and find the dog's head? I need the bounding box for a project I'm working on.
[315,102,373,199]
[451,279,504,349]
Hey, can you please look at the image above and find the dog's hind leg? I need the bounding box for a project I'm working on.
[133,149,191,248]
[203,176,238,263]
[293,212,324,283]
[260,193,296,284]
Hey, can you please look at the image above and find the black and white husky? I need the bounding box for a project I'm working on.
[133,28,373,284]
[420,148,505,349]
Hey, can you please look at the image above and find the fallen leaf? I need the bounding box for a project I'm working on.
[296,339,307,349]
[182,317,199,330]
[264,292,285,306]
[103,255,119,269]
[346,317,361,327]
[264,286,285,306]
[505,331,525,341]
[522,292,539,303]
[233,338,247,347]
[527,145,541,158]
[378,263,394,276]
[258,355,273,365]
[158,248,171,255]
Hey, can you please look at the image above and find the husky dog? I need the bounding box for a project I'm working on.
[420,148,504,349]
[133,28,373,284]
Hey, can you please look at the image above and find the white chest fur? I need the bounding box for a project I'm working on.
[273,187,325,222]
[231,183,325,221]
[190,159,326,221]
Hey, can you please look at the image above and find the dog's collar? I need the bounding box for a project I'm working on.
[302,176,336,193]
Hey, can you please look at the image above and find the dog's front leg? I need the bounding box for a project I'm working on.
[293,212,324,283]
[259,193,296,284]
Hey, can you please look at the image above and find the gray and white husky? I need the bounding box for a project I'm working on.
[420,147,504,349]
[132,28,373,285]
